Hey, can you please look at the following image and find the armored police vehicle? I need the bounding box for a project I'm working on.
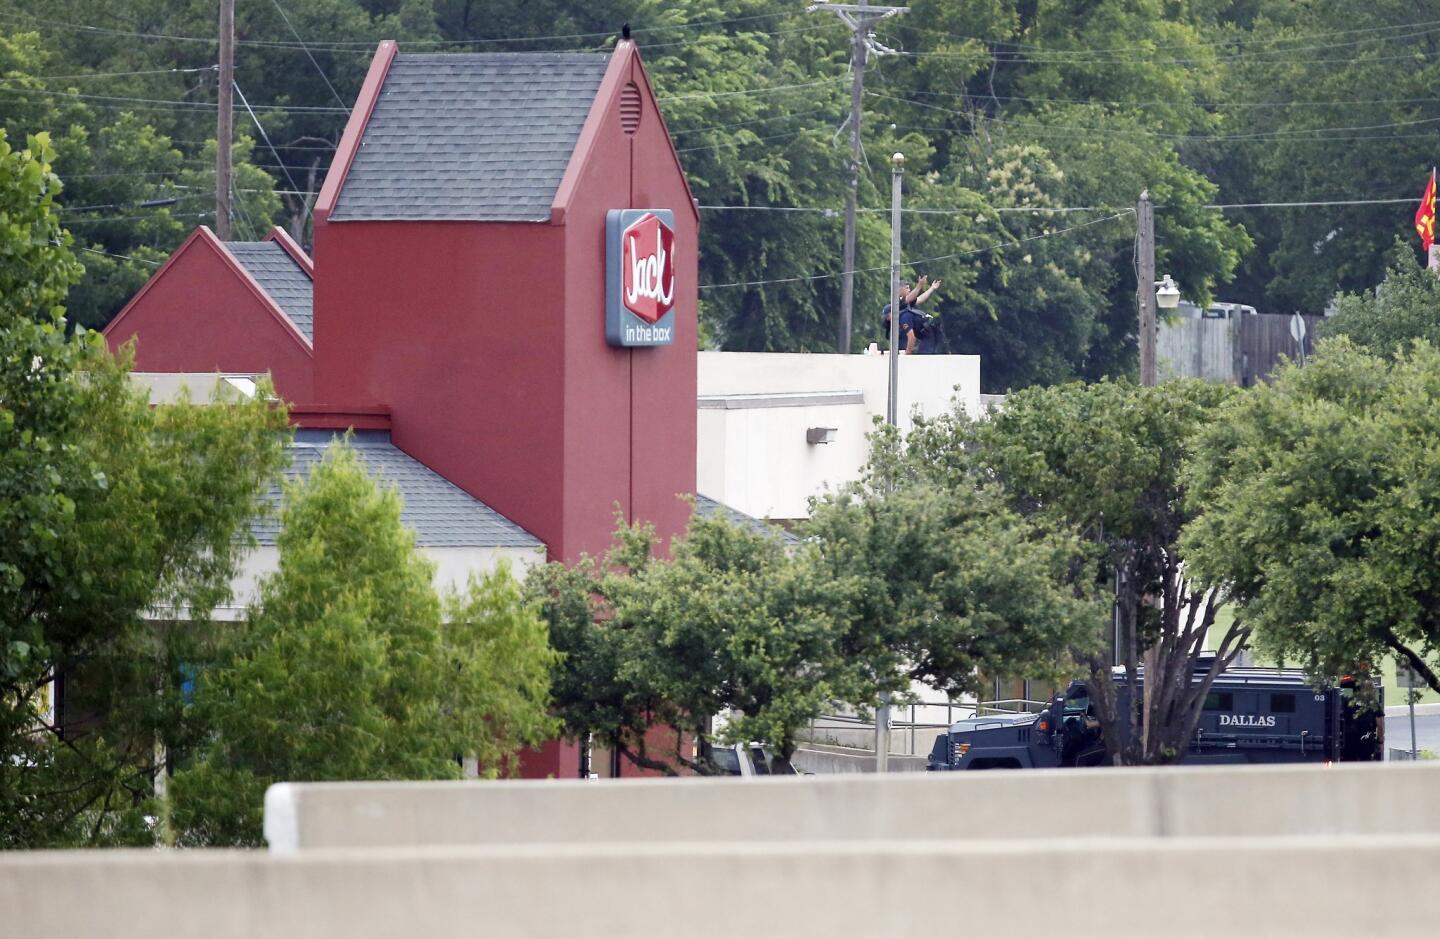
[927,667,1383,771]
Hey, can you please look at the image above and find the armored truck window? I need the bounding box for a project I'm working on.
[1270,693,1296,713]
[1203,692,1234,711]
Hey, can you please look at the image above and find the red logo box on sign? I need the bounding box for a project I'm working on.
[621,212,675,324]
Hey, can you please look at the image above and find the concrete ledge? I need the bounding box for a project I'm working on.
[791,745,928,775]
[264,762,1440,851]
[4,837,1437,937]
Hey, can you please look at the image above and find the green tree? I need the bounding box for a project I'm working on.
[171,444,556,845]
[805,470,1100,704]
[885,378,1246,764]
[0,130,290,847]
[1183,338,1440,697]
[1322,243,1440,357]
[1211,2,1440,313]
[528,508,872,774]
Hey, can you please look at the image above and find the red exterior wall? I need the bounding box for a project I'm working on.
[557,46,698,561]
[103,228,314,404]
[311,220,570,556]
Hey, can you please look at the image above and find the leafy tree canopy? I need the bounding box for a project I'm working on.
[171,443,557,845]
[1183,338,1440,697]
[0,129,290,847]
[879,378,1246,764]
[1322,243,1440,357]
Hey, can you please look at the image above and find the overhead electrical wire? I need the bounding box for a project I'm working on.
[887,87,1440,112]
[0,65,218,83]
[267,0,350,111]
[865,91,1440,141]
[699,210,1132,291]
[878,16,1440,61]
[675,130,813,154]
[657,78,846,103]
[72,244,164,266]
[0,9,840,55]
[880,41,1440,69]
[0,85,347,113]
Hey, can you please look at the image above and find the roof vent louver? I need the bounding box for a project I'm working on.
[620,82,642,135]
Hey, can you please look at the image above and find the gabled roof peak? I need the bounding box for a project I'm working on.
[329,49,611,222]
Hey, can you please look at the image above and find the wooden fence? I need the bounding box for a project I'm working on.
[1157,312,1324,386]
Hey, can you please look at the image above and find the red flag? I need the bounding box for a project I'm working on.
[1416,168,1436,251]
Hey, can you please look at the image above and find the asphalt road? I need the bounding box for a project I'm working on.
[1386,704,1440,758]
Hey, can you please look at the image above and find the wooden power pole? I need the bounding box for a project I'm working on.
[810,2,909,353]
[1136,189,1156,386]
[216,0,234,239]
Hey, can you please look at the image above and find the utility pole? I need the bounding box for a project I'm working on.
[876,150,904,775]
[216,0,234,240]
[810,2,909,353]
[1136,189,1156,387]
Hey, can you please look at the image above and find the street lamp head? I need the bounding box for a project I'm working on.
[1155,274,1181,309]
[891,152,905,169]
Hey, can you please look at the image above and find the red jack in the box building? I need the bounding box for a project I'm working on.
[310,40,698,777]
[102,37,699,780]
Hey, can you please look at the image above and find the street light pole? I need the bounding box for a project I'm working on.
[886,152,904,424]
[1136,189,1157,386]
[876,150,904,773]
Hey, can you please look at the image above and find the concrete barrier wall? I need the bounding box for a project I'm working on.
[265,761,1440,852]
[4,837,1436,937]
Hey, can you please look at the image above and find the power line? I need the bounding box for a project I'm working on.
[0,66,218,83]
[71,244,163,266]
[698,196,1424,219]
[699,210,1132,290]
[233,82,306,201]
[1202,197,1421,209]
[0,85,347,113]
[880,41,1440,69]
[0,9,838,54]
[671,107,836,136]
[268,0,350,111]
[698,203,1123,215]
[675,130,812,154]
[877,17,1440,63]
[886,87,1440,112]
[637,21,848,53]
[658,78,846,103]
[63,212,212,225]
[867,91,1440,140]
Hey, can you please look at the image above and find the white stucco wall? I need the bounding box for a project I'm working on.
[696,352,982,521]
[214,544,547,620]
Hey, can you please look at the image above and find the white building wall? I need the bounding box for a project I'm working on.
[215,544,546,620]
[696,352,982,521]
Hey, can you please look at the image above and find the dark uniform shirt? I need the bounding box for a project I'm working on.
[881,303,923,351]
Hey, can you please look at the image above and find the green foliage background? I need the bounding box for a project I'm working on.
[2,1,1434,385]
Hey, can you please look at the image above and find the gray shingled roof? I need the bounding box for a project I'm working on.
[224,241,314,340]
[331,52,610,221]
[253,431,541,549]
[695,494,800,546]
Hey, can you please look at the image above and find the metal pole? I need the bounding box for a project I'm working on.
[216,0,234,240]
[885,152,904,423]
[1411,689,1419,760]
[837,2,868,353]
[1136,190,1156,386]
[876,151,903,774]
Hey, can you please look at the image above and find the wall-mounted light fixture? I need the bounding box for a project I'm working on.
[806,427,838,445]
